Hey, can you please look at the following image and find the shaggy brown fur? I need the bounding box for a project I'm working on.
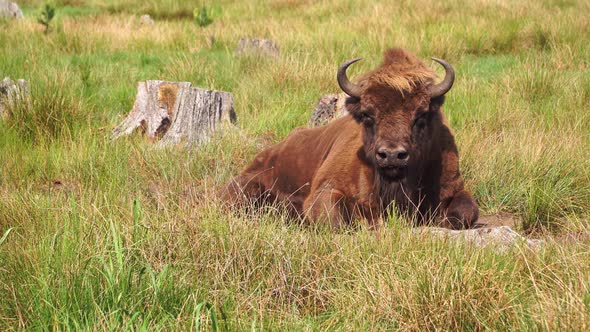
[223,48,479,229]
[359,48,438,94]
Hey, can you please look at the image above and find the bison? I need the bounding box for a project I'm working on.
[224,48,479,230]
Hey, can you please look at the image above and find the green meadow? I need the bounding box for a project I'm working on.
[1,0,589,330]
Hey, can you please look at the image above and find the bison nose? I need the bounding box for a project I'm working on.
[376,147,409,166]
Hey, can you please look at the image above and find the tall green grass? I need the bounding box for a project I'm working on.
[1,0,589,329]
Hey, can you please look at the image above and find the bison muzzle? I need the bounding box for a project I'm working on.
[223,48,479,230]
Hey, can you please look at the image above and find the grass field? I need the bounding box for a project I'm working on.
[1,0,590,330]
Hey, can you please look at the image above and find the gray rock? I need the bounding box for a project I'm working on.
[140,14,154,26]
[0,77,30,117]
[309,93,349,127]
[413,225,544,251]
[0,0,23,19]
[236,38,279,57]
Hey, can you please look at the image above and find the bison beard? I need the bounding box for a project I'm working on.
[223,48,479,230]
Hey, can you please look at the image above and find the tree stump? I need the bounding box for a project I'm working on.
[111,80,236,147]
[0,77,30,117]
[308,92,349,127]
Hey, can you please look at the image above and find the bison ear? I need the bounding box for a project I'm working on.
[429,95,445,112]
[344,95,362,119]
[345,95,361,105]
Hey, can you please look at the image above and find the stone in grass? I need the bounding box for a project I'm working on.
[0,77,30,117]
[111,80,236,147]
[0,0,23,20]
[309,92,350,127]
[413,216,544,252]
[236,38,280,57]
[140,14,154,26]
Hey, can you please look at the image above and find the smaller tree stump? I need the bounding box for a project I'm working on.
[308,92,349,127]
[112,80,236,147]
[0,77,30,117]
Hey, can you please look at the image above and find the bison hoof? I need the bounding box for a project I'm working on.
[443,198,479,230]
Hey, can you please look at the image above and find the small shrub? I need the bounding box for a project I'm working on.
[37,2,56,34]
[193,5,213,28]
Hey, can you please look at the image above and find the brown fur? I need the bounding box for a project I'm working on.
[359,48,438,94]
[223,48,479,230]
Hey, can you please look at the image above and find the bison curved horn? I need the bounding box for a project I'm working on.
[337,58,363,99]
[429,57,455,98]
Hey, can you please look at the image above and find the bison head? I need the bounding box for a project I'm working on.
[337,49,454,182]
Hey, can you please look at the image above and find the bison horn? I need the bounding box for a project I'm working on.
[429,57,455,98]
[337,58,363,99]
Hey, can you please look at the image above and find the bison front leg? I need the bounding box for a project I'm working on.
[436,140,479,229]
[304,188,349,229]
[220,174,267,208]
[441,190,479,229]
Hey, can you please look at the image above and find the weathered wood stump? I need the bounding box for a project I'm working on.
[112,80,236,147]
[309,93,349,127]
[0,77,29,117]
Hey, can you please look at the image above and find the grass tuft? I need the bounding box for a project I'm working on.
[4,72,88,144]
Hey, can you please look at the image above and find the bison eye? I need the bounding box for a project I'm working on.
[361,113,374,126]
[414,117,427,131]
[353,111,375,127]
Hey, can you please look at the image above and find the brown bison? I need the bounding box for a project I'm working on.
[224,48,479,229]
